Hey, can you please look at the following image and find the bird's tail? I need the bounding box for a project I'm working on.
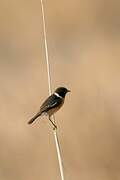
[28,112,41,124]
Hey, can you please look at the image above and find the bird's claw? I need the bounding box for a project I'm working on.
[53,125,57,130]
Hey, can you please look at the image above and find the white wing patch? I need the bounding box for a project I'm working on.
[46,101,57,109]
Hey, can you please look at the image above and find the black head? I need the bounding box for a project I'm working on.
[55,87,70,98]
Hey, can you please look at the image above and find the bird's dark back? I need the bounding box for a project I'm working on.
[40,94,63,113]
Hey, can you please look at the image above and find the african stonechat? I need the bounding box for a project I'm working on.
[28,87,70,129]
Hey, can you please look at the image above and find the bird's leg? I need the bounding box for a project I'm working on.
[49,117,57,130]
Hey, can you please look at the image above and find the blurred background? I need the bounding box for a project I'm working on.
[0,0,120,179]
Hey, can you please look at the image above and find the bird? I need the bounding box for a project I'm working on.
[28,87,70,129]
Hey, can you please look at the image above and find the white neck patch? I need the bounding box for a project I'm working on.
[54,92,63,99]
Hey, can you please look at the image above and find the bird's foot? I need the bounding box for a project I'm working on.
[53,125,57,130]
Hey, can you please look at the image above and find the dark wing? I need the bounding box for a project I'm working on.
[40,94,63,113]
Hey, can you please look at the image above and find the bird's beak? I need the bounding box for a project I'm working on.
[67,89,71,93]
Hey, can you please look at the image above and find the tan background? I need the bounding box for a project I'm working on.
[0,0,120,180]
